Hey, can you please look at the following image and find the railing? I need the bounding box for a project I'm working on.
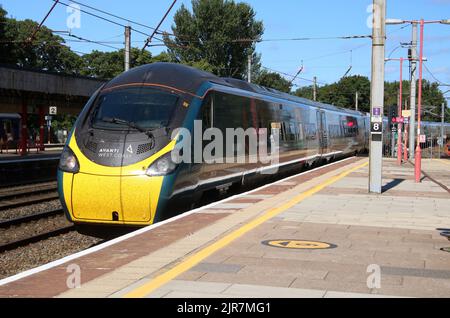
[383,131,449,159]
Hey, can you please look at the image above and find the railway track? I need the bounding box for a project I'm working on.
[0,181,59,210]
[0,208,75,253]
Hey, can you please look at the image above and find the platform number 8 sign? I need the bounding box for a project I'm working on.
[371,122,382,134]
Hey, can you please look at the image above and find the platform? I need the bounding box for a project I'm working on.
[0,149,62,162]
[0,157,449,298]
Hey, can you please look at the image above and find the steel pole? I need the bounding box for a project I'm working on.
[441,102,445,158]
[397,58,403,164]
[414,19,424,183]
[124,26,131,72]
[247,54,252,83]
[409,23,418,160]
[369,0,386,193]
[404,121,408,161]
[313,76,317,101]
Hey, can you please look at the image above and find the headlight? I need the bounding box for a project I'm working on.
[59,147,80,173]
[146,152,178,176]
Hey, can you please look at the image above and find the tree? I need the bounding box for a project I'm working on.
[1,13,82,73]
[254,70,292,93]
[81,48,157,79]
[164,0,264,78]
[0,6,11,62]
[384,79,448,121]
[295,75,371,112]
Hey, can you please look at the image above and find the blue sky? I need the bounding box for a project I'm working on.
[1,0,450,92]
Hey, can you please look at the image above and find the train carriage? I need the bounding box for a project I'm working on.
[56,63,373,233]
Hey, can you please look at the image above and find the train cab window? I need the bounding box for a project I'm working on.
[91,86,179,131]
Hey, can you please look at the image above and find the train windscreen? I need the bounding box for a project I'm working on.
[91,86,179,130]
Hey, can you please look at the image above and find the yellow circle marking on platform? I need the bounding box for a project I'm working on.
[264,240,335,249]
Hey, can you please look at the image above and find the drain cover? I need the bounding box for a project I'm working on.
[262,239,336,250]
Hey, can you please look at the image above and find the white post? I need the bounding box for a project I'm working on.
[409,22,418,160]
[369,0,386,194]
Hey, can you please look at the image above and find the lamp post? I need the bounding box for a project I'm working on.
[386,18,450,182]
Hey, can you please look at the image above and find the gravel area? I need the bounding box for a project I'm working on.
[0,199,62,221]
[0,214,70,245]
[0,231,102,279]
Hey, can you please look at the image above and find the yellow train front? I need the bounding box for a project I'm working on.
[57,63,208,234]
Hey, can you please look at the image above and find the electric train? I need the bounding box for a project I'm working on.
[57,62,449,234]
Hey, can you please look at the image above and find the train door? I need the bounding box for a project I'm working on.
[316,110,328,154]
[198,93,217,189]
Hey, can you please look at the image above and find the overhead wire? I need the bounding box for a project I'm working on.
[27,0,60,43]
[423,63,450,86]
[54,0,153,39]
[58,0,160,32]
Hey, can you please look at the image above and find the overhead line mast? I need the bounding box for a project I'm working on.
[368,0,386,194]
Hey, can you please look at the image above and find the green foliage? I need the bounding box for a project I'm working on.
[164,0,264,78]
[295,75,371,112]
[0,6,167,79]
[0,6,9,61]
[0,9,83,73]
[254,70,292,93]
[150,51,173,63]
[51,114,77,132]
[80,48,154,79]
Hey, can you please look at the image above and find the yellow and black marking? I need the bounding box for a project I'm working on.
[261,239,337,250]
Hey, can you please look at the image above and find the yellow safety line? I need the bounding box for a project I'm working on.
[124,160,369,298]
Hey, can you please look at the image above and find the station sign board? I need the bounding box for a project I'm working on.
[419,135,426,143]
[49,106,57,115]
[371,107,382,123]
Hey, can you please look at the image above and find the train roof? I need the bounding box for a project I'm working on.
[104,62,365,117]
[103,62,232,94]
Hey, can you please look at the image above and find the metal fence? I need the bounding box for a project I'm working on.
[383,130,449,159]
